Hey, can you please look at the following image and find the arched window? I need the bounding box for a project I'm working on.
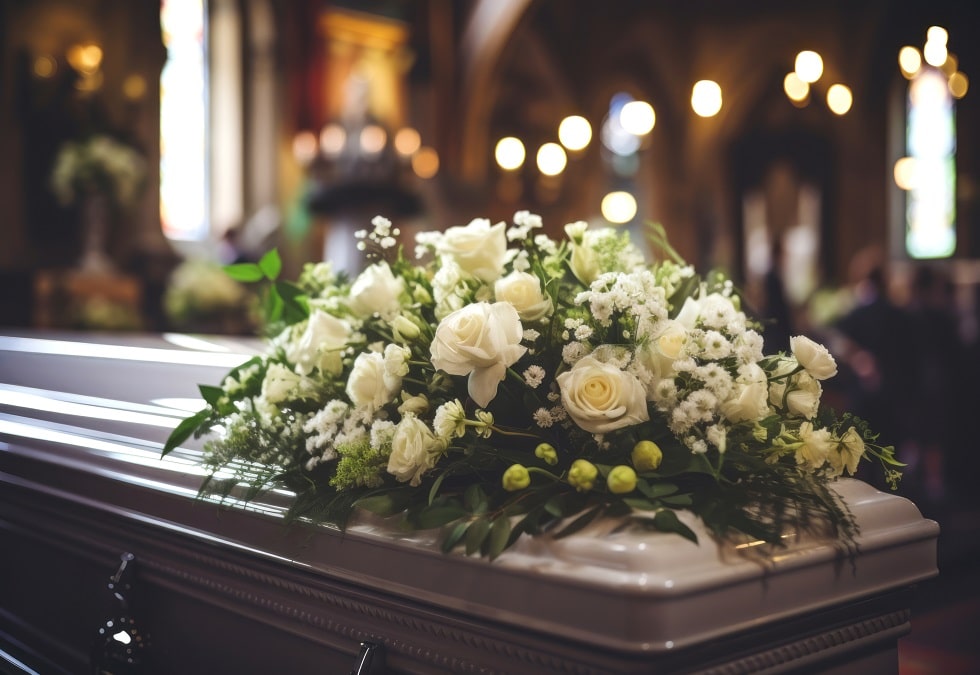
[159,0,209,241]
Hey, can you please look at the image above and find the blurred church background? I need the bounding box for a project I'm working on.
[1,1,979,670]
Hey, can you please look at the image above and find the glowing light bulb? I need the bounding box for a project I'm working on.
[826,84,853,115]
[619,101,656,135]
[899,46,922,79]
[536,143,567,176]
[783,72,809,103]
[601,191,637,224]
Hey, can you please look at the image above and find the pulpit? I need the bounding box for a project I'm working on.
[0,331,940,674]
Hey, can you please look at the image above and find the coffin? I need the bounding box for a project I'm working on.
[0,331,940,674]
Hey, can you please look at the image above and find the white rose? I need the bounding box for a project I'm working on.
[557,355,650,434]
[347,351,399,409]
[720,363,770,422]
[494,271,553,322]
[769,362,822,419]
[387,415,442,486]
[430,302,527,407]
[638,320,687,381]
[790,335,838,380]
[436,218,508,282]
[286,310,351,376]
[348,262,405,319]
[569,244,600,285]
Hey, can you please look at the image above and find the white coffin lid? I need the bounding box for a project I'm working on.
[0,332,940,655]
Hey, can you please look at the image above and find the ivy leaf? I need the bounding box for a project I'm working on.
[161,407,210,457]
[488,516,512,560]
[653,509,699,544]
[224,262,264,283]
[258,248,282,280]
[465,517,490,555]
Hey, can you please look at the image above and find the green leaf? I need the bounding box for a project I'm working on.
[441,520,470,554]
[275,280,310,323]
[636,480,679,499]
[198,384,223,406]
[416,505,468,530]
[465,518,490,555]
[161,408,210,457]
[488,517,512,560]
[623,497,659,511]
[427,471,448,506]
[464,484,488,514]
[544,495,568,518]
[660,494,694,507]
[258,248,282,280]
[653,509,698,544]
[224,262,264,282]
[553,505,602,539]
[354,491,412,517]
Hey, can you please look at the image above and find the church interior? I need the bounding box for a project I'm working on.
[2,0,980,672]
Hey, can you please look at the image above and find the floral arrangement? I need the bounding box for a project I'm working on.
[164,259,258,334]
[50,134,145,210]
[164,213,901,559]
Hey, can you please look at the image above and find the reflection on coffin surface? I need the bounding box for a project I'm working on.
[0,332,939,674]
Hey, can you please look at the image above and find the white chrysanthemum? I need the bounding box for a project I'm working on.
[700,330,733,360]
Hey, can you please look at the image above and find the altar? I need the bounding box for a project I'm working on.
[0,331,940,674]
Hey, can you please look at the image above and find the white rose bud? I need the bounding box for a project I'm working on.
[494,271,553,322]
[390,314,421,341]
[556,355,650,434]
[430,302,527,407]
[790,335,838,380]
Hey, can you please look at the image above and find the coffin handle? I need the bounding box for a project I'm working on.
[350,640,385,674]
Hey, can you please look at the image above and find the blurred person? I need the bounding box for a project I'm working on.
[833,264,915,478]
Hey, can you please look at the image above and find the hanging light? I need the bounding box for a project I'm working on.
[794,50,824,83]
[826,84,853,115]
[899,46,922,79]
[691,80,723,117]
[601,191,637,224]
[495,137,526,171]
[558,116,592,151]
[536,143,567,176]
[619,101,656,136]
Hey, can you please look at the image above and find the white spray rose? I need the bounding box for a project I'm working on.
[346,351,400,410]
[564,221,600,284]
[829,426,865,476]
[348,262,404,319]
[796,421,832,469]
[638,320,687,381]
[557,355,650,434]
[721,363,771,423]
[769,361,822,419]
[386,414,442,486]
[494,271,553,322]
[286,310,351,376]
[436,218,508,282]
[261,363,305,404]
[790,335,838,380]
[430,302,527,407]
